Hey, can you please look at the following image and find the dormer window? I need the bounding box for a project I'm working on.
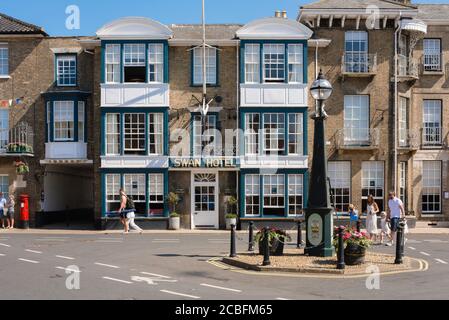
[123,44,146,83]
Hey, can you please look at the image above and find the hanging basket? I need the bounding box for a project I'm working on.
[14,161,30,175]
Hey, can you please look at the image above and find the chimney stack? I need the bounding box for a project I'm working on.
[275,10,282,18]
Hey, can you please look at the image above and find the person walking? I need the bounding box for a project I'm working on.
[386,191,405,247]
[0,192,7,229]
[365,195,379,241]
[119,189,143,234]
[6,194,15,229]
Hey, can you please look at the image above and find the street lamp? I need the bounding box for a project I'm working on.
[305,70,335,257]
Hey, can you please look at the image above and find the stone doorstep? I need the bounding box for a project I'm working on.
[222,254,418,276]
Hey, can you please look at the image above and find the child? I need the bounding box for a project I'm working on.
[380,211,392,245]
[6,195,15,229]
[348,204,359,229]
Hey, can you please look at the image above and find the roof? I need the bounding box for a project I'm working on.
[0,12,48,36]
[170,24,242,40]
[417,4,449,21]
[97,17,173,40]
[301,0,416,10]
[236,17,313,40]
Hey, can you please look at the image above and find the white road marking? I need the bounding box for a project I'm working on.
[408,247,416,251]
[36,239,66,242]
[424,239,448,243]
[56,255,75,260]
[95,240,123,243]
[140,272,172,279]
[435,259,448,265]
[25,249,43,254]
[0,243,11,247]
[102,277,132,284]
[405,239,422,244]
[276,298,290,300]
[56,266,82,273]
[420,251,430,256]
[200,283,242,293]
[131,276,178,285]
[0,253,5,256]
[18,258,39,264]
[160,290,200,299]
[95,262,120,269]
[153,239,180,241]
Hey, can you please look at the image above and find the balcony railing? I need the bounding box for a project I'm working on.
[0,122,34,155]
[398,128,420,150]
[423,53,442,72]
[398,55,419,79]
[421,127,449,147]
[335,128,380,150]
[341,53,377,76]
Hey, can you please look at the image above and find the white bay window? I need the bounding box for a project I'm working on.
[263,175,285,216]
[124,113,146,155]
[148,44,164,83]
[148,113,164,155]
[263,44,285,82]
[244,44,260,83]
[149,173,164,216]
[106,113,121,155]
[123,44,146,83]
[54,101,75,141]
[105,44,121,83]
[288,44,303,83]
[288,174,304,216]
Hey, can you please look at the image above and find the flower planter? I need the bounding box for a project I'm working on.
[226,218,237,230]
[258,238,285,256]
[169,217,180,230]
[344,243,366,266]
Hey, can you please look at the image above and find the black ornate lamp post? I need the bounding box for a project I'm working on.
[305,70,335,257]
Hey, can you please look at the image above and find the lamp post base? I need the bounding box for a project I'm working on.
[304,207,335,257]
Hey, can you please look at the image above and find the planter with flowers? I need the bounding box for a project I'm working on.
[15,161,30,175]
[255,227,291,256]
[333,227,372,265]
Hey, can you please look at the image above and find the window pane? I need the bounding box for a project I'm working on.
[148,113,164,155]
[245,44,260,83]
[193,114,217,157]
[106,113,121,155]
[106,174,121,212]
[57,55,77,86]
[149,173,164,216]
[423,39,441,71]
[288,44,303,83]
[344,31,368,73]
[245,113,259,155]
[0,44,9,76]
[124,113,146,155]
[78,101,85,142]
[344,95,369,145]
[193,47,217,85]
[422,161,441,214]
[423,100,441,146]
[361,161,384,212]
[245,174,260,216]
[148,44,164,83]
[288,113,303,155]
[328,161,351,213]
[0,109,9,149]
[105,44,121,83]
[288,174,303,216]
[263,44,285,82]
[263,113,285,155]
[54,101,75,141]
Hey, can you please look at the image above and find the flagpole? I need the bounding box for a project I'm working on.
[202,0,207,116]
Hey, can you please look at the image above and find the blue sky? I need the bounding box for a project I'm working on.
[1,0,445,36]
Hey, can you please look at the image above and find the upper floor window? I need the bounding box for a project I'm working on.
[192,114,218,156]
[245,44,260,84]
[124,44,146,83]
[0,44,8,76]
[193,47,217,85]
[56,55,77,86]
[344,95,370,145]
[0,109,9,149]
[288,44,303,83]
[263,113,285,155]
[423,39,441,72]
[423,100,442,146]
[344,31,368,73]
[148,44,164,83]
[244,43,303,84]
[54,101,75,141]
[263,44,285,82]
[105,44,121,83]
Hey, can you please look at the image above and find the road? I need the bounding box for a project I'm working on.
[0,231,448,300]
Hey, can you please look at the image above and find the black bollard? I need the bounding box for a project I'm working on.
[297,220,303,248]
[262,227,271,266]
[230,224,237,258]
[395,221,405,264]
[337,227,345,270]
[356,219,361,233]
[248,222,255,252]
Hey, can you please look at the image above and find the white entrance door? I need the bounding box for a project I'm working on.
[191,172,219,229]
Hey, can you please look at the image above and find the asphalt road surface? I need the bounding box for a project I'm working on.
[0,232,448,300]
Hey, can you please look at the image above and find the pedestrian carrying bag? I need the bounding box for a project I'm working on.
[126,196,135,210]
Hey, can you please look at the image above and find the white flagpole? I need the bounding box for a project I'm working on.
[202,0,207,117]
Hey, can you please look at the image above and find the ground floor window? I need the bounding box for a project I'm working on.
[242,172,305,217]
[362,161,384,212]
[0,175,8,198]
[422,161,441,214]
[104,171,167,217]
[328,161,351,213]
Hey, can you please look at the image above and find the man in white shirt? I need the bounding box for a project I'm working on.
[387,191,405,246]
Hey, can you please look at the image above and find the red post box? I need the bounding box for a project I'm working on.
[20,194,29,229]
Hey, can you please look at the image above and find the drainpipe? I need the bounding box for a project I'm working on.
[393,13,402,195]
[236,42,240,218]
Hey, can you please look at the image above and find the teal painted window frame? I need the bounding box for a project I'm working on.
[239,169,309,219]
[101,168,169,218]
[55,53,78,87]
[101,107,169,157]
[240,40,308,85]
[101,40,169,84]
[190,46,219,87]
[45,98,87,143]
[239,107,308,157]
[190,112,220,158]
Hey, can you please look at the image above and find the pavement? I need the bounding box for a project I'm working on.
[0,229,449,300]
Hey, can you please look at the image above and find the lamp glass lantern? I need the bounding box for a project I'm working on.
[310,72,333,102]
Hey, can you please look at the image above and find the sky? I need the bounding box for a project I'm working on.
[1,0,445,36]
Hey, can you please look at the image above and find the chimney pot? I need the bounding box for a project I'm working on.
[281,10,287,19]
[275,10,281,18]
